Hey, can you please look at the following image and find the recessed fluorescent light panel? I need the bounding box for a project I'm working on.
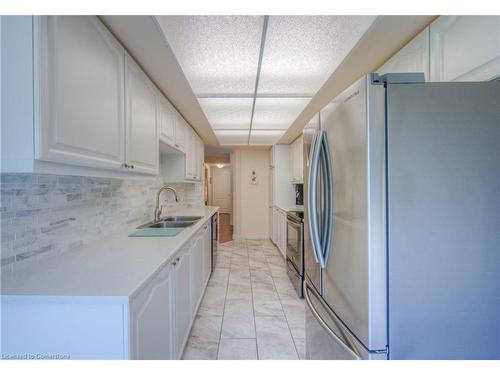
[252,97,312,130]
[157,15,376,145]
[214,130,250,145]
[197,98,253,130]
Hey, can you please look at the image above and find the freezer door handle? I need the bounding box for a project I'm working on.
[308,130,333,269]
[307,131,321,264]
[320,131,334,268]
[304,279,361,360]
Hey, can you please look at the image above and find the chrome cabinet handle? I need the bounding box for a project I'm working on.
[303,279,361,360]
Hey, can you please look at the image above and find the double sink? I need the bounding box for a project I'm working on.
[137,216,203,229]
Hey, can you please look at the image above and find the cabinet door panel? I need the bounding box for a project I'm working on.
[202,222,212,285]
[125,54,158,174]
[175,114,187,151]
[190,234,204,315]
[377,27,430,80]
[430,16,500,81]
[158,94,175,146]
[37,16,125,169]
[130,264,174,359]
[174,249,191,358]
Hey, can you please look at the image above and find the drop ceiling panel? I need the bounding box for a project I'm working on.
[215,130,250,145]
[258,16,376,95]
[249,130,285,145]
[156,16,264,96]
[252,97,311,130]
[198,98,253,130]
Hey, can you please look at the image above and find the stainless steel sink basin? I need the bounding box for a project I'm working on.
[163,216,203,222]
[146,221,194,228]
[137,216,202,229]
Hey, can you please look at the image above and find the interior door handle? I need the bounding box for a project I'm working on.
[303,279,361,360]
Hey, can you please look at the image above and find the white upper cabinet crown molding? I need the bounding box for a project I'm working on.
[125,52,159,174]
[377,27,430,80]
[430,16,500,81]
[35,16,126,170]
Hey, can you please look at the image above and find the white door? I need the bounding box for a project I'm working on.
[174,248,191,358]
[125,53,158,174]
[36,16,126,170]
[130,263,174,359]
[212,166,232,214]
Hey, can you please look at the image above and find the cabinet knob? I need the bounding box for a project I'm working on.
[172,261,177,266]
[130,164,134,169]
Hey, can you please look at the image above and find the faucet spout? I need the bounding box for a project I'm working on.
[154,185,179,222]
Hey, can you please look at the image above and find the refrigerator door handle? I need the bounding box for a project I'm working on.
[304,279,361,360]
[307,131,321,264]
[320,133,334,268]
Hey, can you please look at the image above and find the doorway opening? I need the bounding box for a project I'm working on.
[205,147,233,243]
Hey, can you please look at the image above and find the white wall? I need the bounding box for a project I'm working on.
[232,149,270,239]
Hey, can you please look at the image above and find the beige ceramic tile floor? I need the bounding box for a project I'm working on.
[182,239,306,360]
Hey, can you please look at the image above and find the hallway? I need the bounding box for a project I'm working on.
[218,213,233,244]
[182,239,305,360]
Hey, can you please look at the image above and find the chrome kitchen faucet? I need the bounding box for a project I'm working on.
[154,185,179,222]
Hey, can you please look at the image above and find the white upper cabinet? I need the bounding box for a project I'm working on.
[35,16,126,170]
[430,16,500,81]
[174,113,187,152]
[377,27,430,80]
[125,53,159,174]
[158,93,176,146]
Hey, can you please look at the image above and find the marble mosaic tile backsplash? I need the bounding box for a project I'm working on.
[0,173,204,273]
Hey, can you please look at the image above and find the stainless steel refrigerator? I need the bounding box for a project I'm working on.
[303,73,500,360]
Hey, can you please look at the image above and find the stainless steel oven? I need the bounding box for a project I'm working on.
[286,211,304,298]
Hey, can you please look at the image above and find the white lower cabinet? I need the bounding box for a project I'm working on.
[173,246,192,359]
[272,207,278,245]
[273,207,287,256]
[0,215,216,360]
[202,221,212,286]
[190,234,204,317]
[130,263,174,360]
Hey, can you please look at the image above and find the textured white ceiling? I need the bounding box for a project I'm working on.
[157,15,375,145]
[157,16,263,96]
[258,16,376,95]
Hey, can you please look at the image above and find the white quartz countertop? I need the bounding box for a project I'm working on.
[275,204,304,212]
[1,206,219,299]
